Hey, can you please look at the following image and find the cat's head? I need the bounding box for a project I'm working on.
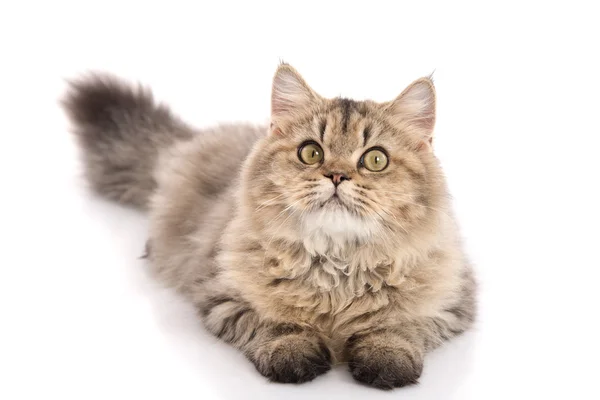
[242,63,447,251]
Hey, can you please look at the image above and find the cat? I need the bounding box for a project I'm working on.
[63,63,476,390]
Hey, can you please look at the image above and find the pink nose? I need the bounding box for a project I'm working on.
[325,173,350,187]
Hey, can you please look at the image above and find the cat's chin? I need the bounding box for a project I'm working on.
[320,195,346,210]
[300,205,381,250]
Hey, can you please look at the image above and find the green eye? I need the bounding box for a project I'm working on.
[361,148,389,172]
[298,142,324,165]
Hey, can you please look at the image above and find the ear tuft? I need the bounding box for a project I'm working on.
[271,64,316,118]
[388,77,436,139]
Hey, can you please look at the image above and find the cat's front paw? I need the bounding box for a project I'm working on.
[251,325,331,384]
[346,330,424,390]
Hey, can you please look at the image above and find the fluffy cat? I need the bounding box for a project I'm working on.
[63,63,476,389]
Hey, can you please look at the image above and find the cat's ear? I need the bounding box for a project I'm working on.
[271,64,318,130]
[387,77,436,150]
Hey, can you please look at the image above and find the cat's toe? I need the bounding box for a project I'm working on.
[253,336,331,384]
[348,347,423,389]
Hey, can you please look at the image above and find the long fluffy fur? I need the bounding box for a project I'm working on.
[63,66,476,390]
[62,74,195,208]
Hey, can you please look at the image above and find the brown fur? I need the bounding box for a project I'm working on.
[63,64,476,389]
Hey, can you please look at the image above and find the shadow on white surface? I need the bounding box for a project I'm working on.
[78,186,478,399]
[3,3,600,397]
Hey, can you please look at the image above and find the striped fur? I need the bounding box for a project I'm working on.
[63,64,477,389]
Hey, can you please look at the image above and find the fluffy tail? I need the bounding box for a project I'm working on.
[62,74,194,208]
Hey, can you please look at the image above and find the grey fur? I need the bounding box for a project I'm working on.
[62,74,195,208]
[63,66,476,389]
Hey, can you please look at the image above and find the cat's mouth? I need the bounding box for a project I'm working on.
[320,193,347,209]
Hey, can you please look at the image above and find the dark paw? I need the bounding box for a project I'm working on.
[253,335,331,384]
[347,333,423,389]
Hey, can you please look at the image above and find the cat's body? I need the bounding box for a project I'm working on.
[63,65,476,389]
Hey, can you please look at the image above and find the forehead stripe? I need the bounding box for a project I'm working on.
[338,98,354,134]
[362,125,371,147]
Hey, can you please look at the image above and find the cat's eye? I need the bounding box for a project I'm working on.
[298,142,324,165]
[360,148,389,172]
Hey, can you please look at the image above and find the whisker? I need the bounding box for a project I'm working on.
[386,198,450,218]
[375,190,451,218]
[254,193,286,211]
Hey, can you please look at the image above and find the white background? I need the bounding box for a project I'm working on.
[1,1,599,399]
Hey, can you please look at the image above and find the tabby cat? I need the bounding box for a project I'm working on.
[63,63,476,389]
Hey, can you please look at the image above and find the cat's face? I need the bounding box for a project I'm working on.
[243,64,445,248]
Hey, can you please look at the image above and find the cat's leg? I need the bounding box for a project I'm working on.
[345,322,426,389]
[199,293,331,383]
[344,265,477,389]
[345,303,475,389]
